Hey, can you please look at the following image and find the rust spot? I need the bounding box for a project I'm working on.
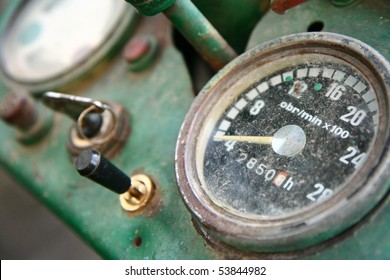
[365,1,390,8]
[271,0,308,14]
[294,82,303,95]
[133,236,143,248]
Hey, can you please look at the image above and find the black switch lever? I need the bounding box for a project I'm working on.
[75,149,155,212]
[75,149,142,198]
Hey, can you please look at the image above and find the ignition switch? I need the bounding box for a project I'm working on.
[42,92,130,159]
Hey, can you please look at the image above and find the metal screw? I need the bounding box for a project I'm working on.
[123,37,151,63]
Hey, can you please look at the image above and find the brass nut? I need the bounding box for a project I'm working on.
[119,174,155,212]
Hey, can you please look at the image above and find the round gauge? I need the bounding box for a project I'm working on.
[0,0,134,91]
[175,33,390,252]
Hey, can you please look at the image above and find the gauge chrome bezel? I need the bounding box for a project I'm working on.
[0,0,136,94]
[175,33,390,252]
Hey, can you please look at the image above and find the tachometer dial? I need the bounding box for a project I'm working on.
[175,33,390,252]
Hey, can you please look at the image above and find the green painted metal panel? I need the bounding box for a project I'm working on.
[247,0,390,59]
[0,0,389,259]
[0,46,218,259]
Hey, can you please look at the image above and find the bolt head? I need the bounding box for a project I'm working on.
[0,91,38,130]
[123,37,151,63]
[123,36,159,72]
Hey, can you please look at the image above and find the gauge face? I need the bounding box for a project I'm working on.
[198,58,377,218]
[176,33,390,252]
[0,0,128,84]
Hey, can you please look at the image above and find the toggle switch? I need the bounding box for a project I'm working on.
[41,92,130,159]
[75,149,155,213]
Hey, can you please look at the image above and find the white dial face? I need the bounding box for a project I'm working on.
[0,0,127,82]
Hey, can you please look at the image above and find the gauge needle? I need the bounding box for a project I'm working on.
[214,135,273,144]
[214,125,306,157]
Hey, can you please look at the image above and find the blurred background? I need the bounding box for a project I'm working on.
[0,167,100,259]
